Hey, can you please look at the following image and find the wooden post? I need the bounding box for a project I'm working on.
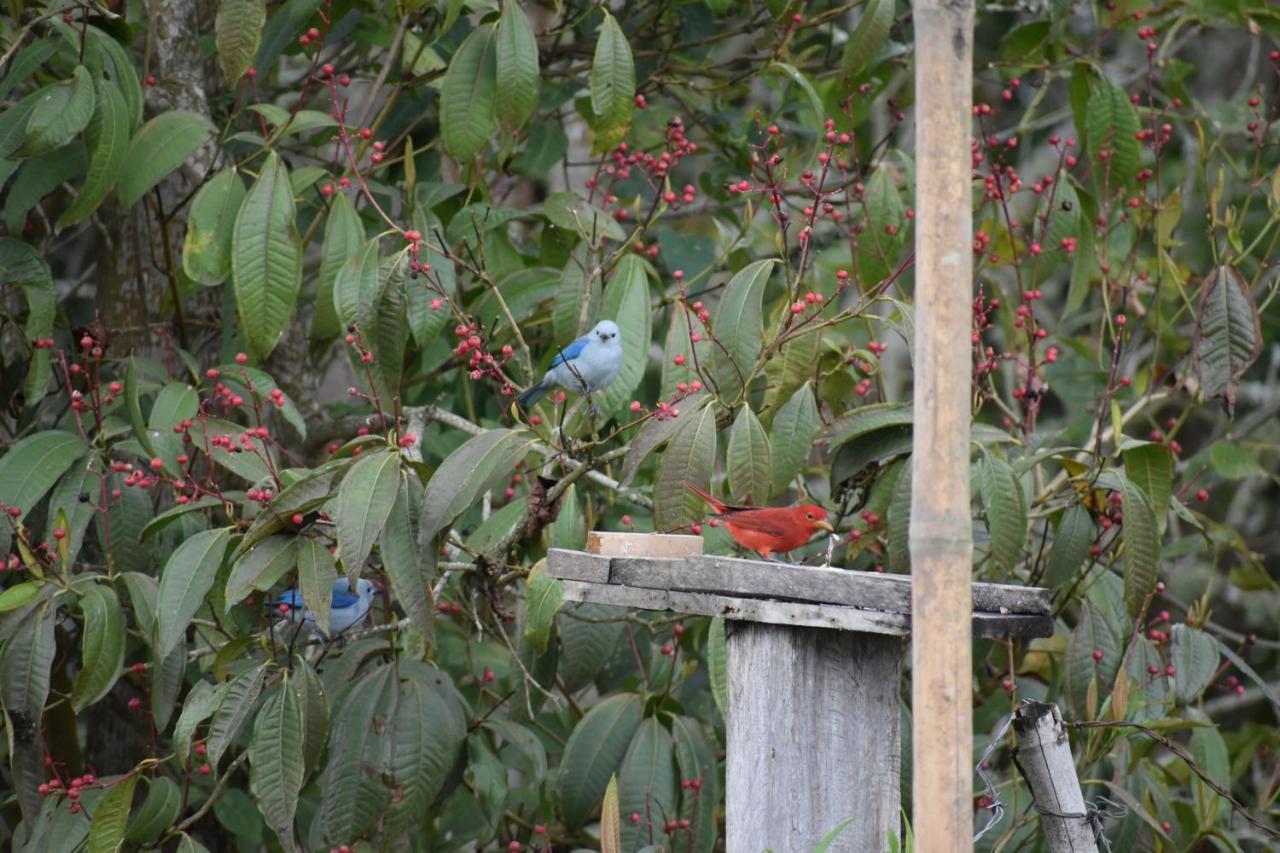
[726,623,902,853]
[1013,702,1100,853]
[910,0,976,850]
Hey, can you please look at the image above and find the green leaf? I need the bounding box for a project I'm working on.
[857,168,907,285]
[707,617,728,720]
[71,585,125,712]
[1065,602,1121,717]
[596,255,652,421]
[335,448,400,577]
[886,462,912,572]
[297,537,339,636]
[155,527,232,658]
[238,463,343,553]
[380,473,434,640]
[978,451,1027,579]
[0,581,43,612]
[173,679,229,766]
[0,40,53,102]
[406,212,454,348]
[558,602,624,691]
[672,716,719,853]
[207,664,268,769]
[18,65,94,157]
[710,259,777,401]
[440,24,497,160]
[553,252,603,343]
[1171,625,1219,705]
[419,429,535,542]
[1123,443,1173,533]
[118,110,215,208]
[314,193,364,340]
[216,0,266,86]
[0,238,55,404]
[249,678,306,848]
[618,718,678,851]
[386,674,468,834]
[619,394,712,487]
[589,12,635,150]
[322,665,397,842]
[2,601,57,720]
[89,27,143,128]
[764,326,821,413]
[332,236,381,333]
[1044,504,1094,589]
[496,0,539,129]
[653,400,718,532]
[1190,725,1228,825]
[86,773,138,853]
[125,777,182,845]
[182,168,247,286]
[549,482,588,552]
[600,774,622,853]
[544,191,627,244]
[840,0,894,80]
[524,559,563,655]
[1085,79,1141,187]
[769,384,819,497]
[727,405,771,504]
[232,151,302,358]
[558,693,645,828]
[4,141,88,233]
[0,430,86,523]
[224,536,298,611]
[1193,266,1262,416]
[1118,473,1159,619]
[814,819,858,853]
[56,79,130,230]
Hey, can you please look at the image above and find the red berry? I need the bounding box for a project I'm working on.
[1195,488,1208,503]
[1092,650,1103,661]
[144,75,157,86]
[199,763,211,776]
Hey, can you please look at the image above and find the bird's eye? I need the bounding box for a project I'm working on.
[806,512,814,520]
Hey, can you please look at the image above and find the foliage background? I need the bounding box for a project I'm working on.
[1,0,1279,850]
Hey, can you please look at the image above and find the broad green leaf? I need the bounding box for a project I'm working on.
[207,664,268,769]
[297,537,338,636]
[1208,440,1264,479]
[216,0,266,86]
[978,452,1027,579]
[406,211,455,348]
[333,236,381,333]
[1,601,56,720]
[56,80,129,229]
[619,394,712,487]
[596,255,652,421]
[653,400,718,532]
[224,536,297,611]
[0,89,44,160]
[141,496,224,543]
[601,774,622,853]
[336,449,400,577]
[823,402,913,450]
[323,665,397,842]
[524,559,563,655]
[1191,725,1228,825]
[364,261,408,402]
[0,430,86,523]
[118,110,215,208]
[496,0,539,129]
[727,405,771,504]
[840,0,894,80]
[0,239,55,404]
[214,363,307,439]
[558,602,624,691]
[155,527,232,658]
[288,658,328,776]
[886,462,911,572]
[19,65,94,157]
[196,418,273,484]
[707,617,728,720]
[1044,504,1094,589]
[419,429,535,542]
[183,168,247,285]
[440,24,497,160]
[89,27,143,127]
[232,151,302,357]
[1085,79,1141,187]
[589,12,635,150]
[173,679,229,766]
[543,191,627,244]
[4,141,88,233]
[558,693,645,828]
[1193,266,1261,416]
[314,193,364,340]
[618,718,678,851]
[0,581,43,612]
[1171,625,1218,705]
[249,679,306,848]
[238,463,344,553]
[0,40,53,102]
[71,585,125,712]
[1118,473,1159,619]
[1065,602,1121,718]
[857,168,907,286]
[386,674,467,834]
[380,474,434,640]
[769,384,819,497]
[1124,443,1173,533]
[151,641,185,733]
[124,777,182,845]
[86,773,138,853]
[660,303,697,400]
[764,326,821,413]
[710,259,777,401]
[672,716,719,853]
[553,252,603,343]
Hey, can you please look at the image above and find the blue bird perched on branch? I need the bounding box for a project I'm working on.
[516,319,623,415]
[274,577,377,637]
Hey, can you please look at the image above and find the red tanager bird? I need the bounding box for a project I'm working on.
[684,481,833,560]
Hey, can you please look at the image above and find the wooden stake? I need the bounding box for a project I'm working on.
[1013,702,1100,853]
[909,1,976,850]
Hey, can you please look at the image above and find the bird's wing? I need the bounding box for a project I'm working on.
[723,507,800,537]
[331,584,360,608]
[549,336,590,368]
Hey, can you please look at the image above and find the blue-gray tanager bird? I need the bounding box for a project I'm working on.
[274,577,376,636]
[516,320,623,413]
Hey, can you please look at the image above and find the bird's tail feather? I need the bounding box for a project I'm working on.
[516,379,549,411]
[684,481,727,514]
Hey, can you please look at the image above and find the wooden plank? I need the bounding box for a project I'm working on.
[727,622,902,852]
[909,0,976,849]
[612,554,1050,615]
[971,613,1054,640]
[546,548,611,582]
[586,531,703,557]
[559,580,910,636]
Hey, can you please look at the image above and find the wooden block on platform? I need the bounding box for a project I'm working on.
[586,531,703,558]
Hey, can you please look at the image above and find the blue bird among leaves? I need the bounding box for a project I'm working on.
[516,319,623,414]
[274,577,377,637]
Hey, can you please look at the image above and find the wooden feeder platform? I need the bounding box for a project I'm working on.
[547,533,1054,852]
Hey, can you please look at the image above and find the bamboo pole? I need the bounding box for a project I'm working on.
[909,1,976,850]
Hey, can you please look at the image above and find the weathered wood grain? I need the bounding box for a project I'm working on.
[1013,702,1099,853]
[727,622,902,852]
[586,530,703,557]
[546,548,611,582]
